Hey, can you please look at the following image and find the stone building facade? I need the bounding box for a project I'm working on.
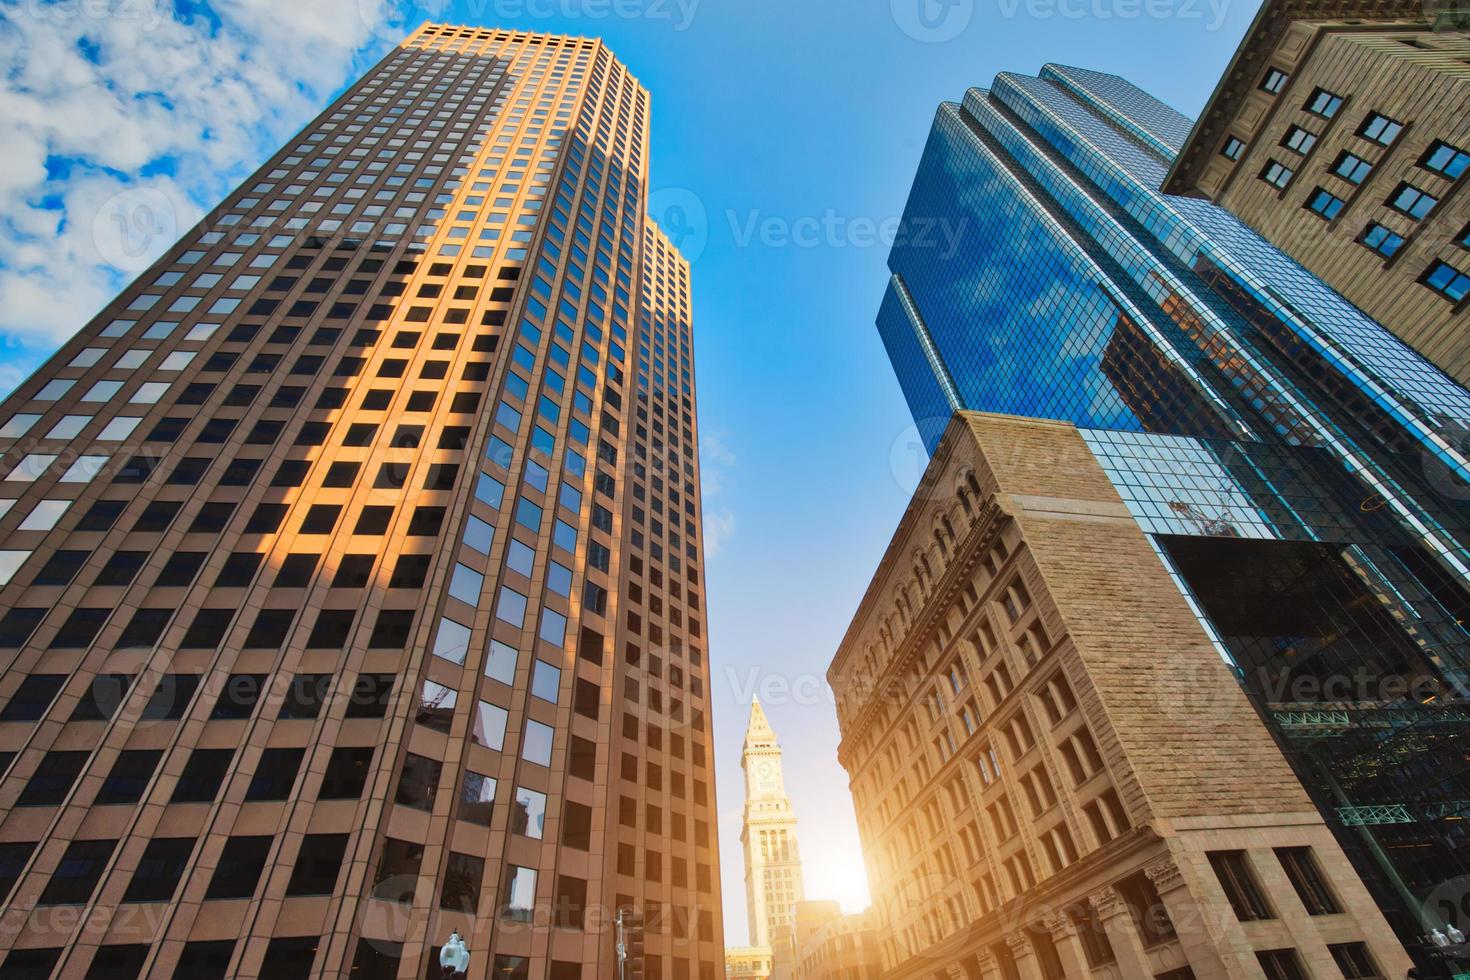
[828,412,1411,980]
[1164,0,1470,385]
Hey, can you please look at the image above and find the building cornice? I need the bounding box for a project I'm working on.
[834,494,1007,766]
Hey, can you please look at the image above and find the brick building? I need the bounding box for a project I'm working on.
[828,412,1412,980]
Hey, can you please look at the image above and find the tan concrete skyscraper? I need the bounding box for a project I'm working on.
[739,698,805,950]
[0,23,722,980]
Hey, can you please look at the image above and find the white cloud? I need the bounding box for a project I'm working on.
[700,428,738,496]
[697,429,738,555]
[0,0,407,365]
[704,507,736,557]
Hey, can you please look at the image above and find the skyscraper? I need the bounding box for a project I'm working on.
[1163,0,1470,387]
[0,23,722,980]
[739,698,805,950]
[869,65,1470,973]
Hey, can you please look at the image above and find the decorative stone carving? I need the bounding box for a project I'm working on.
[1042,909,1078,938]
[1005,932,1034,958]
[1145,857,1187,895]
[1089,886,1129,920]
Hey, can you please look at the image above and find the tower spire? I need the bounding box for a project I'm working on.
[739,697,805,948]
[744,695,776,750]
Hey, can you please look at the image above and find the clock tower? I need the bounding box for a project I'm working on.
[739,697,806,949]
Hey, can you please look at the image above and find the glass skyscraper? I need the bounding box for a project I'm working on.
[0,24,722,980]
[878,64,1470,967]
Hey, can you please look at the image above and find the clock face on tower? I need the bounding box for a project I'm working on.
[757,760,777,792]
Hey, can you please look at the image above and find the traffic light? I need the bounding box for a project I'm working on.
[616,905,646,980]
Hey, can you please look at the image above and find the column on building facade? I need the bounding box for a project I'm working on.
[973,948,1001,980]
[1042,911,1094,979]
[1145,857,1233,980]
[1007,932,1046,980]
[1090,886,1155,978]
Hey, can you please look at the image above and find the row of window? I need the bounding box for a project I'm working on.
[1236,76,1469,304]
[0,926,701,980]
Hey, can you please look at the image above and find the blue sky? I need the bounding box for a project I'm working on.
[0,0,1259,945]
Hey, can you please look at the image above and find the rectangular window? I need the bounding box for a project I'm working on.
[485,639,519,686]
[1257,949,1309,980]
[1275,847,1340,915]
[417,679,458,733]
[204,834,273,899]
[0,675,65,721]
[555,875,588,929]
[1305,87,1343,118]
[1260,68,1289,93]
[1306,188,1345,219]
[95,750,162,805]
[1421,139,1470,179]
[1359,222,1404,258]
[279,674,330,719]
[285,834,348,896]
[431,617,472,665]
[440,851,485,913]
[1208,850,1275,921]
[260,938,318,977]
[394,752,441,811]
[372,838,424,903]
[171,748,235,803]
[174,941,235,977]
[319,746,373,799]
[1221,136,1245,160]
[39,838,117,905]
[473,701,508,751]
[122,837,195,903]
[346,673,394,718]
[501,865,538,921]
[522,719,555,766]
[19,751,89,806]
[459,771,497,826]
[246,747,303,801]
[1331,151,1372,184]
[1328,943,1383,979]
[1260,160,1295,189]
[513,786,547,839]
[1388,182,1438,219]
[1357,112,1403,146]
[1423,259,1470,302]
[1281,125,1317,155]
